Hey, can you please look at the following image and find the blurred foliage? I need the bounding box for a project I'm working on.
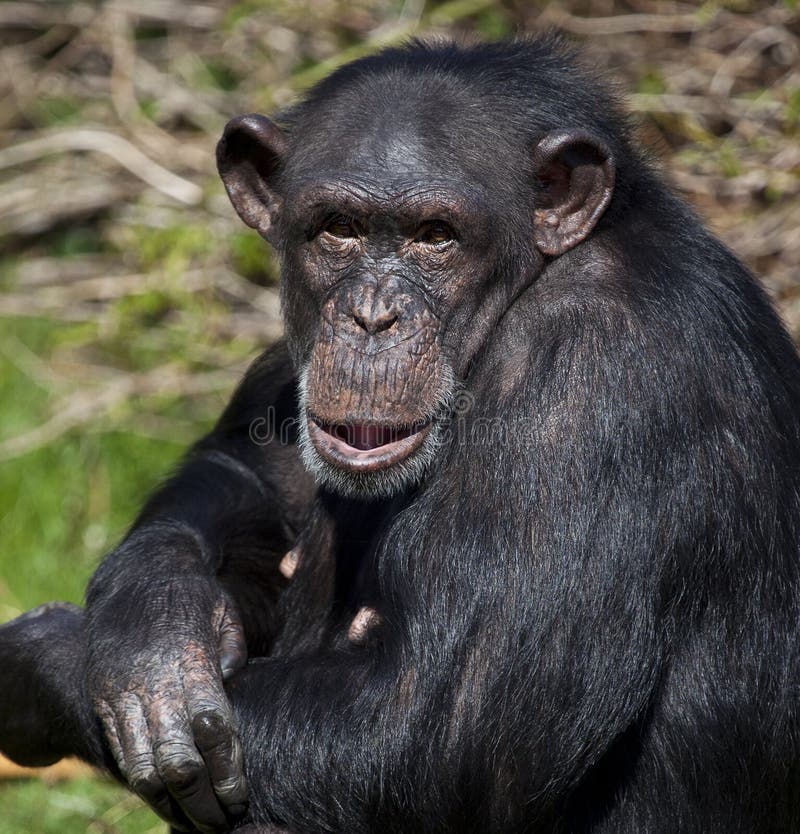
[0,775,160,834]
[0,0,798,830]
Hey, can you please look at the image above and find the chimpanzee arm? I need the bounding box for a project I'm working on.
[0,603,114,772]
[88,340,312,649]
[85,339,315,832]
[0,602,289,833]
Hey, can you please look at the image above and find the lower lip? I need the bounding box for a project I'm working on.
[307,418,432,473]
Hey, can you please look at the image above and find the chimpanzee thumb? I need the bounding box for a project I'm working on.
[216,599,247,680]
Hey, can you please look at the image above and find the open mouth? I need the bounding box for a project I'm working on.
[307,416,432,472]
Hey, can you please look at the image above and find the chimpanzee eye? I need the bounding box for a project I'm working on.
[323,214,358,239]
[415,221,456,246]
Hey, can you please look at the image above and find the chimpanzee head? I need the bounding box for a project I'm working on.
[217,39,618,498]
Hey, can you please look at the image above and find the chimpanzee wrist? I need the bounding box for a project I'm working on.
[86,520,219,609]
[48,656,119,773]
[123,518,216,571]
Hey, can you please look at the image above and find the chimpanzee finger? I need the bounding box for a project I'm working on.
[191,707,248,817]
[278,547,299,579]
[111,694,190,830]
[147,689,229,833]
[94,697,125,772]
[154,736,229,833]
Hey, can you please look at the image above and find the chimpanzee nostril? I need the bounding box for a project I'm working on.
[353,310,399,335]
[374,313,398,333]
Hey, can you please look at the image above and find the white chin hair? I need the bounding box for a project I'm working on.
[298,418,444,499]
[296,364,454,500]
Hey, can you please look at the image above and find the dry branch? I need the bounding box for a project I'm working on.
[539,8,714,34]
[0,130,202,204]
[0,364,239,461]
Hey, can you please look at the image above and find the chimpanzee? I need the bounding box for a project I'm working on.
[1,36,800,834]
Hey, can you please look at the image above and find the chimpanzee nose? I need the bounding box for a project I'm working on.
[351,294,399,335]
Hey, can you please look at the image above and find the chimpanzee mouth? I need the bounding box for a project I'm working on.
[307,416,433,472]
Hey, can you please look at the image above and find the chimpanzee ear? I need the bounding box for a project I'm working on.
[532,130,615,256]
[216,114,288,241]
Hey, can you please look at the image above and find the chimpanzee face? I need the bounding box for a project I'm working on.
[281,141,503,497]
[217,78,614,497]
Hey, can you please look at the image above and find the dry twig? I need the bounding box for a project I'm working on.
[0,130,202,204]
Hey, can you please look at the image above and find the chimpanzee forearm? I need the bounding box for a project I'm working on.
[90,339,313,592]
[0,604,115,773]
[86,339,314,674]
[82,339,316,833]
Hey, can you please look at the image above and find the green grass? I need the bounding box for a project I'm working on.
[0,318,191,616]
[0,777,162,834]
[0,429,186,612]
[0,315,202,832]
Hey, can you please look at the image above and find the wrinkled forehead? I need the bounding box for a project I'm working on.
[282,76,526,195]
[292,127,440,190]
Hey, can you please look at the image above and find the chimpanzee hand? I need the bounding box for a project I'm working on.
[87,570,249,834]
[0,601,90,768]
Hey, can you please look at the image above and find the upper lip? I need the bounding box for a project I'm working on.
[307,416,432,472]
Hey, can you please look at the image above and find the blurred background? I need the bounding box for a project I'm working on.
[0,0,798,830]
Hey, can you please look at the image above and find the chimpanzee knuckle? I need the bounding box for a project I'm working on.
[128,760,164,799]
[88,668,117,699]
[93,696,114,727]
[158,747,206,792]
[92,699,125,764]
[214,771,247,800]
[191,709,232,751]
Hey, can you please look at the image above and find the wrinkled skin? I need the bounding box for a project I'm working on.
[87,62,614,828]
[0,603,293,834]
[87,564,248,831]
[253,109,611,499]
